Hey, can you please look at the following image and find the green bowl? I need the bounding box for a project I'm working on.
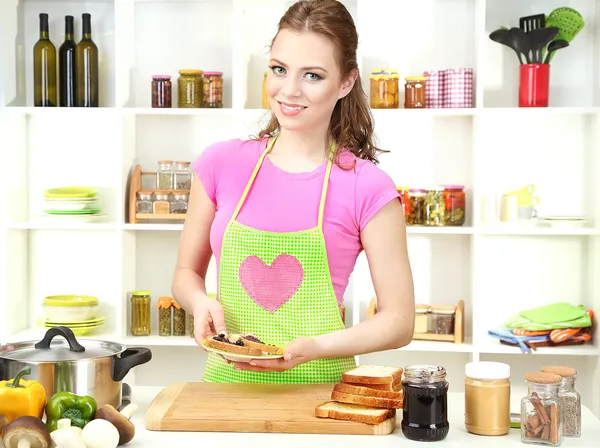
[44,295,99,307]
[44,186,98,199]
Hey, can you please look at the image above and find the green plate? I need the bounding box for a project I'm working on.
[44,186,98,198]
[43,208,101,215]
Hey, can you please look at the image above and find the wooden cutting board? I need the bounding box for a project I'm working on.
[144,382,396,435]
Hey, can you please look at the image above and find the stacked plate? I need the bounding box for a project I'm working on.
[42,295,106,336]
[42,186,102,217]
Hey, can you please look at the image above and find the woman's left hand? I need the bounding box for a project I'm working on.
[233,336,319,372]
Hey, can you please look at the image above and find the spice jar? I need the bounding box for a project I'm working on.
[130,290,151,336]
[431,309,455,334]
[443,185,466,226]
[172,300,186,336]
[425,186,446,226]
[158,296,173,336]
[402,365,449,442]
[541,366,581,437]
[396,186,411,222]
[156,160,174,190]
[404,76,426,108]
[262,72,269,109]
[136,192,153,214]
[153,193,171,214]
[414,305,429,333]
[171,193,188,214]
[178,69,203,108]
[521,372,562,446]
[174,161,191,190]
[465,361,511,436]
[189,314,195,338]
[369,68,399,109]
[202,71,223,108]
[151,75,172,108]
[407,189,426,225]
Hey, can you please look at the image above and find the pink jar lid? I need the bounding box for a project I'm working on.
[203,71,223,76]
[409,188,426,192]
[152,75,171,80]
[442,184,464,190]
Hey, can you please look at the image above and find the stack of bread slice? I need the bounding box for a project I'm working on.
[315,365,404,425]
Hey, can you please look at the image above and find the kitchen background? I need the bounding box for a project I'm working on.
[0,0,599,419]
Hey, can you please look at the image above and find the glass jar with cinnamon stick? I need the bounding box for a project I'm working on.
[521,372,562,446]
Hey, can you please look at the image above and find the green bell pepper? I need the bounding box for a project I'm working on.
[45,391,97,431]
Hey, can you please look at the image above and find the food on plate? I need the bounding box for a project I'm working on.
[45,391,98,432]
[0,366,47,423]
[3,416,51,448]
[203,331,283,356]
[315,401,395,424]
[94,403,138,446]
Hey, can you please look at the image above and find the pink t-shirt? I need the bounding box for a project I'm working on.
[192,138,399,306]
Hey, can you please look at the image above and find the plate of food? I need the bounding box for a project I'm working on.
[201,332,284,362]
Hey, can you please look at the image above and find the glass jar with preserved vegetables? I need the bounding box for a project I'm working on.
[189,314,195,338]
[407,189,426,225]
[425,186,446,226]
[369,68,399,108]
[130,290,151,336]
[172,299,186,336]
[202,71,223,108]
[177,69,203,108]
[157,296,173,336]
[402,365,450,441]
[151,75,172,108]
[521,372,562,446]
[443,185,466,226]
[397,186,411,221]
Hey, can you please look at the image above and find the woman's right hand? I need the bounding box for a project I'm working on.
[193,294,227,348]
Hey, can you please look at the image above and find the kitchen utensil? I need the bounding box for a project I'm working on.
[0,326,152,408]
[527,26,559,63]
[489,28,523,64]
[543,39,570,63]
[544,7,584,62]
[145,382,396,434]
[519,13,545,32]
[509,27,531,64]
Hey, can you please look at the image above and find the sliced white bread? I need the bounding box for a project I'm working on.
[344,380,402,391]
[331,391,402,409]
[334,383,403,401]
[315,401,395,425]
[341,364,403,385]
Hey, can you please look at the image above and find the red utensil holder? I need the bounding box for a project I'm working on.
[519,63,550,107]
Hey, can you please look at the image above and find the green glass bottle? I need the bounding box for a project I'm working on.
[59,15,76,107]
[76,13,99,107]
[33,13,57,107]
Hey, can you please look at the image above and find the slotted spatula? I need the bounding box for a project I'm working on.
[519,13,545,33]
[543,7,584,62]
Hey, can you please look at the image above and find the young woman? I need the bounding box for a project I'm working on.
[172,0,415,383]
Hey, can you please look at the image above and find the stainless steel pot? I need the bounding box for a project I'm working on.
[0,326,152,408]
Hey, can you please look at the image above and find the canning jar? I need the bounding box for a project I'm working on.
[397,186,411,221]
[431,309,455,334]
[443,185,466,226]
[178,69,203,108]
[130,290,151,336]
[541,366,581,437]
[156,160,174,190]
[402,365,449,442]
[172,300,186,336]
[465,362,511,436]
[136,192,153,214]
[425,186,446,226]
[262,72,269,109]
[202,71,223,108]
[369,68,399,109]
[153,193,171,214]
[407,189,426,225]
[158,296,173,336]
[189,314,195,338]
[414,305,429,333]
[404,76,426,108]
[174,161,191,190]
[521,372,562,446]
[151,75,172,108]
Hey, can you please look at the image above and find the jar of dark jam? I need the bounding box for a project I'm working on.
[401,364,450,442]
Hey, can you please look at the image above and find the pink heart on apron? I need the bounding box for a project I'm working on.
[239,254,304,312]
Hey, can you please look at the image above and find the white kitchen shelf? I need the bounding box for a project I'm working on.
[1,0,599,417]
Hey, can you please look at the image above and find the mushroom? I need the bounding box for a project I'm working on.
[49,419,85,448]
[0,414,8,437]
[94,403,138,446]
[3,416,51,448]
[81,419,119,448]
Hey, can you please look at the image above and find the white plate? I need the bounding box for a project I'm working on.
[201,339,283,363]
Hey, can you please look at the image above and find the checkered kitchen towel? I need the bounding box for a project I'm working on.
[424,70,446,108]
[444,68,474,108]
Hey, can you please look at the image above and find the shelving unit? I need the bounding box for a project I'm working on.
[1,0,599,417]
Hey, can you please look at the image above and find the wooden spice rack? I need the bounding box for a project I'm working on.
[368,296,464,343]
[127,164,189,223]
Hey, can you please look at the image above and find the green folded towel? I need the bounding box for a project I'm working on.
[505,303,591,331]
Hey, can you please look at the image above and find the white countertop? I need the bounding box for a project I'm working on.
[127,386,600,447]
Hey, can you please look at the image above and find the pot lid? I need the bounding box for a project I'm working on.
[0,327,123,362]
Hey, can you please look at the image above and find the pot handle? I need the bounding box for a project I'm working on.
[34,326,85,352]
[112,347,152,382]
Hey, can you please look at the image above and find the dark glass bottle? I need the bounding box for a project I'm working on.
[76,13,99,107]
[59,15,76,107]
[33,13,57,107]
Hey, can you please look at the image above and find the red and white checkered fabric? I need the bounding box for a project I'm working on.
[443,68,474,108]
[424,70,446,108]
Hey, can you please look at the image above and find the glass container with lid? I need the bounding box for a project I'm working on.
[404,76,426,108]
[130,290,151,336]
[425,186,446,226]
[151,75,172,108]
[202,71,223,108]
[414,305,429,333]
[156,160,174,190]
[443,185,466,226]
[136,192,153,214]
[431,308,455,334]
[174,161,191,190]
[157,296,173,336]
[541,366,581,437]
[369,68,399,109]
[407,189,426,225]
[521,372,562,446]
[178,69,203,108]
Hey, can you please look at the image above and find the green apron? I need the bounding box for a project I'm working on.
[202,137,356,383]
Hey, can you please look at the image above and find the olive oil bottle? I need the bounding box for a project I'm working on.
[59,15,76,107]
[33,13,57,107]
[75,13,99,107]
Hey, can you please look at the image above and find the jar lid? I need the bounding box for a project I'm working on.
[179,69,204,75]
[409,188,426,193]
[404,365,447,380]
[415,308,429,314]
[465,361,510,380]
[131,290,151,296]
[396,186,410,191]
[541,366,577,378]
[405,76,426,81]
[426,185,445,191]
[151,75,171,80]
[369,68,400,80]
[203,71,223,76]
[157,296,173,309]
[442,184,465,190]
[431,309,455,315]
[175,161,191,165]
[525,372,562,384]
[158,160,173,164]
